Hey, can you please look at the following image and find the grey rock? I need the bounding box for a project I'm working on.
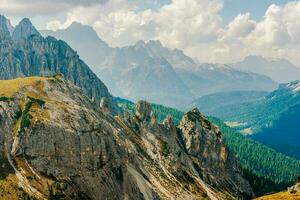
[100,97,110,113]
[180,108,254,198]
[0,77,254,199]
[135,100,152,122]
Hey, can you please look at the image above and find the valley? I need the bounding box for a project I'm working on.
[0,11,299,200]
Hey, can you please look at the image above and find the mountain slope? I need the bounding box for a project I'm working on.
[199,81,300,159]
[175,64,277,97]
[141,42,278,96]
[0,16,117,111]
[189,91,269,114]
[100,41,195,107]
[232,55,300,83]
[0,76,253,200]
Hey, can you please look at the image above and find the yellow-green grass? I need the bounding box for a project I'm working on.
[0,76,53,98]
[256,191,300,200]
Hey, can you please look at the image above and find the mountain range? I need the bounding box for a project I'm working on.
[189,91,269,114]
[232,55,300,83]
[42,22,278,108]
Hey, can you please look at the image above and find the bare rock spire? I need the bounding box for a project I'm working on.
[100,97,111,113]
[135,100,152,122]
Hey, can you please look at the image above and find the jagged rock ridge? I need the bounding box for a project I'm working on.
[0,76,253,200]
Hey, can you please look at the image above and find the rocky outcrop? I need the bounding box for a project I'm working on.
[0,76,253,200]
[288,176,300,194]
[180,109,253,198]
[135,100,152,122]
[288,183,300,194]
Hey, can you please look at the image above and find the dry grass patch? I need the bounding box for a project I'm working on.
[0,76,53,97]
[256,191,300,200]
[0,174,33,200]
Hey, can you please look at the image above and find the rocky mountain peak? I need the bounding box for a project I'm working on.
[100,97,112,113]
[134,40,147,50]
[163,115,175,130]
[12,18,41,41]
[147,40,163,49]
[66,21,106,44]
[0,15,11,39]
[244,55,266,62]
[135,100,152,122]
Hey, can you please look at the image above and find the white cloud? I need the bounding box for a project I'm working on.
[242,2,300,64]
[4,0,300,66]
[0,0,108,16]
[199,1,300,65]
[221,13,256,40]
[45,0,223,48]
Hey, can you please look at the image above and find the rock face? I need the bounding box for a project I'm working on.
[135,100,152,121]
[0,16,118,112]
[0,15,11,39]
[0,76,253,200]
[180,109,253,197]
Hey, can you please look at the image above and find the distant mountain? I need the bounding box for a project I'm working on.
[175,64,277,97]
[42,25,195,108]
[232,55,300,83]
[189,91,269,115]
[199,81,300,159]
[41,22,113,72]
[42,23,278,108]
[0,16,117,111]
[132,40,277,97]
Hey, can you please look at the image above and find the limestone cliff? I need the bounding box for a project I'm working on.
[0,76,253,200]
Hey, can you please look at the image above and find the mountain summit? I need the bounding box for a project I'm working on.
[233,55,300,83]
[0,15,12,39]
[12,18,41,41]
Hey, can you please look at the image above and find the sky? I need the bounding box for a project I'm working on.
[0,0,299,66]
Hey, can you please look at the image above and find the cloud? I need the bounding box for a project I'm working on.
[221,13,256,40]
[6,0,300,65]
[45,0,223,48]
[196,1,300,65]
[0,0,109,16]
